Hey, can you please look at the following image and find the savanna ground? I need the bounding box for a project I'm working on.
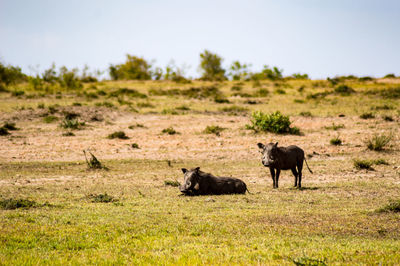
[0,78,400,265]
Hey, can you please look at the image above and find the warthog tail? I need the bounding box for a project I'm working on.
[304,157,313,174]
[246,187,252,194]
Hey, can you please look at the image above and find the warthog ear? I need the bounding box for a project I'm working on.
[194,167,200,172]
[257,143,265,149]
[193,182,200,190]
[181,168,187,174]
[274,142,278,147]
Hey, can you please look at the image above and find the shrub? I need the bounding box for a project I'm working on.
[219,105,248,115]
[334,85,355,95]
[292,256,327,266]
[214,96,230,103]
[62,132,75,137]
[11,90,24,97]
[181,86,222,99]
[246,111,300,135]
[95,101,115,108]
[107,131,129,139]
[366,133,392,151]
[162,127,178,135]
[59,66,83,90]
[373,159,388,165]
[299,111,313,117]
[161,109,178,115]
[365,87,400,99]
[377,200,400,213]
[274,88,286,94]
[43,115,58,123]
[0,62,27,86]
[0,127,10,136]
[164,180,180,187]
[60,119,85,130]
[383,73,396,79]
[131,143,140,149]
[109,88,147,98]
[371,104,394,110]
[2,122,18,130]
[128,123,145,129]
[353,159,373,170]
[383,115,393,122]
[294,99,305,104]
[250,65,283,81]
[290,73,309,80]
[253,88,269,97]
[136,102,154,108]
[175,105,190,111]
[89,193,117,203]
[230,85,242,91]
[199,50,227,81]
[324,123,344,130]
[109,54,152,80]
[306,91,330,100]
[203,125,225,136]
[360,112,375,119]
[330,137,342,145]
[0,198,37,210]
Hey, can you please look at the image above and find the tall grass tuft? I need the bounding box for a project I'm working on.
[366,133,392,151]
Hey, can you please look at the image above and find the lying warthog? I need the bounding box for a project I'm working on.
[257,142,313,188]
[179,167,248,195]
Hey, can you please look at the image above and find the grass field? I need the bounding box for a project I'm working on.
[0,79,400,264]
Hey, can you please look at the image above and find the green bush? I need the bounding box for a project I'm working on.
[199,50,227,81]
[131,143,140,149]
[219,105,248,115]
[360,112,375,119]
[109,88,147,98]
[330,137,342,145]
[162,127,179,135]
[109,54,152,80]
[60,119,85,130]
[164,180,180,187]
[334,85,355,95]
[253,88,269,97]
[107,131,129,139]
[366,134,392,151]
[0,62,27,86]
[250,65,283,81]
[228,61,251,81]
[0,198,37,210]
[59,66,83,90]
[274,88,286,94]
[203,125,225,136]
[353,159,374,170]
[299,111,313,117]
[377,200,400,213]
[246,111,300,135]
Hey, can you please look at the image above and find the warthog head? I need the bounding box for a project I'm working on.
[179,167,200,194]
[257,142,279,167]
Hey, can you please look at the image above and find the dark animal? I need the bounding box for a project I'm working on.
[179,167,248,195]
[257,142,312,188]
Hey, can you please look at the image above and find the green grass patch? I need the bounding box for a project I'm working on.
[377,200,400,213]
[107,131,129,139]
[203,125,225,136]
[164,180,180,187]
[366,133,392,151]
[161,127,179,135]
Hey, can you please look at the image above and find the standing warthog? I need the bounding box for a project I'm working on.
[257,142,313,188]
[179,167,248,195]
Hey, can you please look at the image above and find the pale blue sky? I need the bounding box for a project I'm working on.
[0,0,399,79]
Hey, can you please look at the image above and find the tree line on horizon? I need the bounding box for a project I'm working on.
[0,49,398,91]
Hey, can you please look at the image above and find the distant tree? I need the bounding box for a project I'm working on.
[290,73,309,80]
[229,61,251,81]
[199,50,227,81]
[0,62,27,86]
[163,60,190,83]
[109,54,152,80]
[250,65,283,81]
[59,66,83,90]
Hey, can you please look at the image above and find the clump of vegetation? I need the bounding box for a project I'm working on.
[109,88,147,98]
[107,131,129,139]
[175,105,190,111]
[109,54,152,80]
[372,104,394,110]
[131,143,140,149]
[162,127,179,135]
[128,123,145,129]
[253,88,269,97]
[161,108,178,115]
[2,122,18,131]
[274,88,286,94]
[366,133,392,151]
[293,99,305,104]
[214,96,230,103]
[230,85,242,91]
[89,193,117,203]
[199,50,227,81]
[136,102,154,108]
[324,123,345,130]
[360,112,375,119]
[250,65,283,81]
[164,180,180,187]
[306,91,330,100]
[203,125,225,136]
[373,159,389,165]
[246,111,300,135]
[95,101,115,108]
[62,132,75,137]
[0,127,10,136]
[0,198,37,210]
[382,115,394,122]
[43,115,58,123]
[11,90,25,97]
[299,111,313,117]
[377,200,400,213]
[330,136,342,146]
[334,84,355,95]
[292,256,327,266]
[353,159,374,170]
[365,87,400,99]
[220,105,248,115]
[60,119,85,130]
[84,150,107,170]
